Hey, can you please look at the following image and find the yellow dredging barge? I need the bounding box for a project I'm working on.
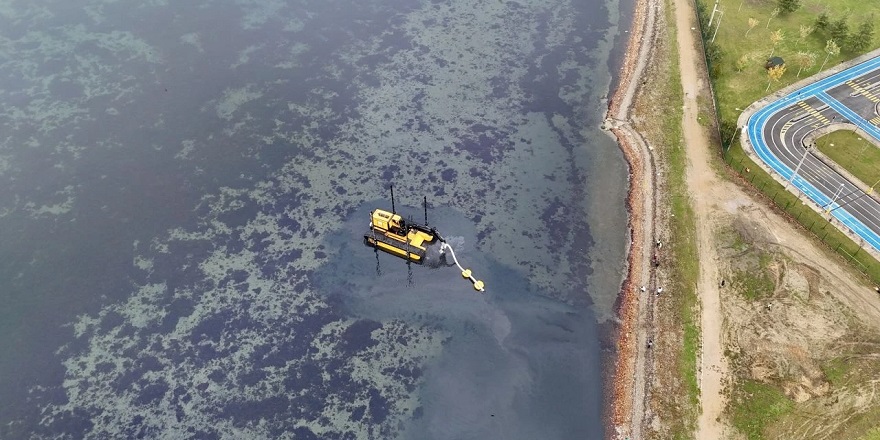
[363,188,485,292]
[364,208,442,264]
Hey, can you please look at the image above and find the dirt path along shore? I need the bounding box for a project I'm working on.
[671,0,730,438]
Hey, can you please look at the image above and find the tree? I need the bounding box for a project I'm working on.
[815,12,830,31]
[736,53,751,71]
[829,17,850,46]
[767,7,780,28]
[746,17,759,36]
[798,24,814,45]
[778,0,800,14]
[769,29,785,57]
[767,64,786,91]
[706,42,724,78]
[794,51,816,77]
[820,39,840,71]
[720,119,740,151]
[848,19,875,53]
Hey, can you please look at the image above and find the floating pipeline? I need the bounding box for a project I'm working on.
[440,242,485,292]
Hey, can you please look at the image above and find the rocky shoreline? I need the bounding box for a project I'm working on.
[602,0,661,437]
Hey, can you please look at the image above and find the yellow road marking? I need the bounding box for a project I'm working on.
[780,121,794,137]
[847,80,880,103]
[797,101,829,124]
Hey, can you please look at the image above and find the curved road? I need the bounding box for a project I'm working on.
[747,55,880,253]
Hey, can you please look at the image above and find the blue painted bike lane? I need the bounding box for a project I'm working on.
[746,55,880,252]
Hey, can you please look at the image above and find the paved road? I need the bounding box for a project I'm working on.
[747,55,880,253]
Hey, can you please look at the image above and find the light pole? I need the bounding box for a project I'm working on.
[725,125,741,156]
[786,141,811,190]
[858,136,870,158]
[830,189,867,214]
[708,1,720,27]
[711,10,724,43]
[824,184,846,213]
[869,177,880,194]
[725,108,743,157]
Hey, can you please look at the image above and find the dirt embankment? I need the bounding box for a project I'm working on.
[603,0,661,437]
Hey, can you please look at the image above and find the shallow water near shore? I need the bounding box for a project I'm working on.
[0,0,628,437]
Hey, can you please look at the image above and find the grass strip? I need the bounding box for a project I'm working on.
[730,379,794,440]
[858,427,880,440]
[658,0,701,436]
[815,130,880,189]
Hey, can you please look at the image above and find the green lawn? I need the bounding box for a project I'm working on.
[730,257,776,300]
[708,0,880,126]
[730,380,794,440]
[859,427,880,440]
[816,130,880,189]
[820,356,851,387]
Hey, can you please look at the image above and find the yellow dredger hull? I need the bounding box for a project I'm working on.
[364,235,425,262]
[364,220,439,264]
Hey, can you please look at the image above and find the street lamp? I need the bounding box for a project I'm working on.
[824,184,846,213]
[868,177,880,194]
[711,10,724,43]
[725,108,744,157]
[725,125,741,153]
[830,188,867,214]
[785,113,836,192]
[786,140,811,190]
[709,0,720,27]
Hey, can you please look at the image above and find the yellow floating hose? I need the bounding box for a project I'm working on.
[441,243,485,292]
